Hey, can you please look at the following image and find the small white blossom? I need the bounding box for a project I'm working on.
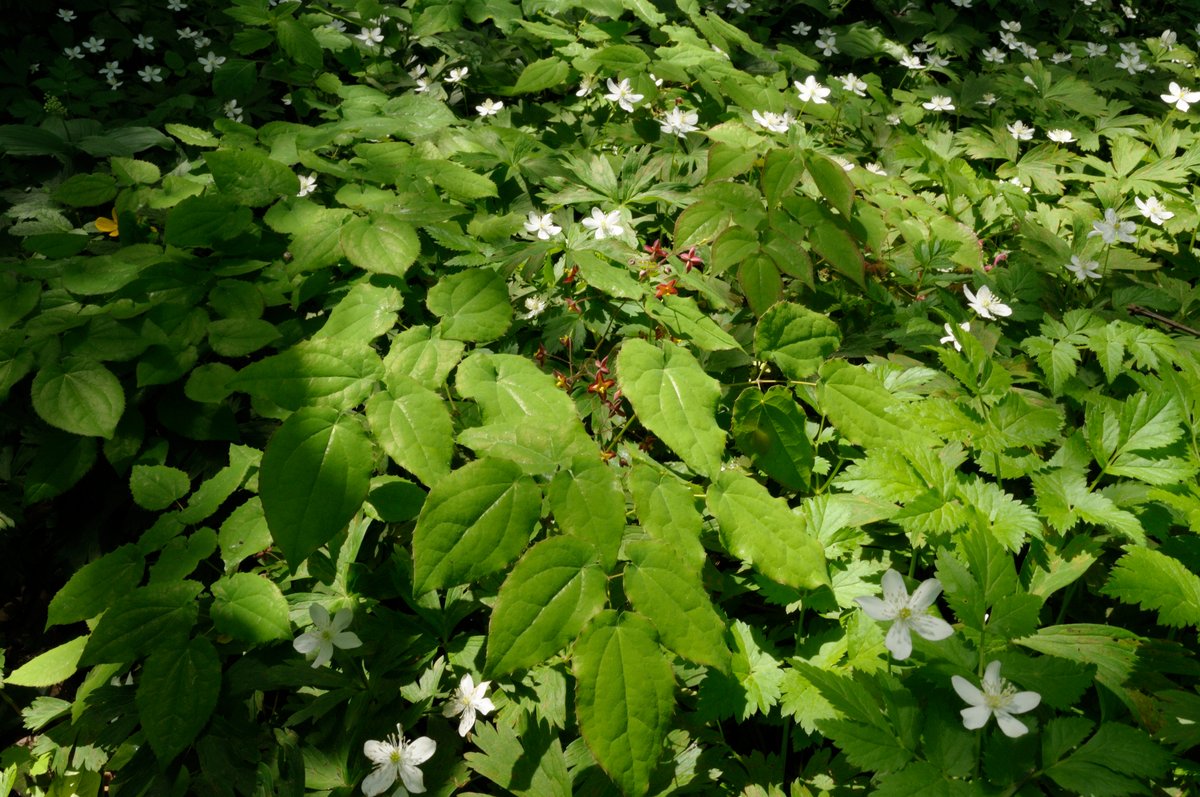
[99,61,123,80]
[82,36,106,53]
[1047,129,1075,143]
[1161,81,1200,111]
[355,26,384,46]
[791,22,811,36]
[198,52,225,72]
[727,0,750,11]
[476,98,503,116]
[297,174,318,198]
[865,162,888,176]
[1160,29,1177,46]
[167,0,188,9]
[982,47,1006,63]
[1120,3,1136,18]
[964,285,1012,320]
[940,321,971,351]
[138,65,163,83]
[952,661,1041,738]
[1084,42,1107,57]
[660,107,699,137]
[1007,120,1035,140]
[327,19,346,32]
[1000,20,1021,33]
[950,0,972,7]
[224,99,244,122]
[446,66,468,83]
[751,109,793,133]
[1134,196,1174,225]
[63,46,83,60]
[855,569,953,660]
[1115,52,1147,74]
[133,34,155,51]
[582,207,624,240]
[604,78,643,112]
[576,74,598,97]
[926,53,950,68]
[837,73,868,96]
[362,726,436,796]
[293,604,361,667]
[523,212,561,240]
[523,295,549,319]
[57,8,76,21]
[443,674,496,736]
[1065,255,1102,281]
[923,95,955,112]
[977,93,997,106]
[795,75,831,104]
[1050,51,1072,64]
[900,55,923,71]
[176,27,197,40]
[814,36,838,56]
[1087,208,1137,244]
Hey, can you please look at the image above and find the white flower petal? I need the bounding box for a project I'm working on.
[960,704,992,730]
[884,620,914,660]
[951,675,985,706]
[881,568,908,605]
[457,707,476,736]
[292,632,320,655]
[908,613,954,642]
[907,578,943,610]
[1006,690,1042,714]
[854,595,897,621]
[332,631,361,649]
[399,763,426,793]
[363,740,393,765]
[406,736,437,766]
[995,711,1031,737]
[330,607,354,632]
[310,641,334,668]
[309,603,331,628]
[361,765,396,797]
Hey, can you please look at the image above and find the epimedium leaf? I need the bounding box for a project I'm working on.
[625,540,730,671]
[547,456,626,571]
[627,461,706,572]
[644,295,742,352]
[207,318,281,357]
[383,325,465,392]
[204,148,298,207]
[486,536,607,676]
[706,470,830,590]
[817,359,937,450]
[259,407,373,569]
[573,611,675,797]
[731,386,814,492]
[5,637,88,688]
[365,379,453,488]
[136,636,221,762]
[230,338,383,412]
[411,457,543,595]
[339,214,420,278]
[210,573,291,643]
[218,497,271,569]
[129,464,191,512]
[80,581,203,665]
[807,153,855,217]
[314,282,403,345]
[754,302,841,380]
[616,339,725,479]
[810,220,864,288]
[426,267,512,342]
[31,357,125,439]
[737,253,782,317]
[276,19,323,69]
[164,195,254,248]
[46,543,145,628]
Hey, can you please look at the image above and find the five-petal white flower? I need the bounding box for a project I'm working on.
[1135,196,1174,225]
[854,569,953,660]
[292,604,362,668]
[1006,120,1035,140]
[198,51,226,72]
[952,661,1041,737]
[751,109,793,133]
[1065,255,1102,281]
[1087,208,1137,244]
[362,725,436,796]
[297,174,318,198]
[1161,81,1200,111]
[443,674,496,737]
[476,98,504,116]
[660,107,699,138]
[523,212,561,240]
[963,285,1013,320]
[1047,128,1075,143]
[582,207,624,240]
[604,78,643,112]
[923,95,954,112]
[356,26,384,46]
[795,75,831,104]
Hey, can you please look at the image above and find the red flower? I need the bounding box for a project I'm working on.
[563,265,579,284]
[677,246,703,272]
[655,279,678,298]
[644,238,668,260]
[588,372,616,397]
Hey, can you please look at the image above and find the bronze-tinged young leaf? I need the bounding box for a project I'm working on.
[706,470,829,590]
[1101,546,1200,629]
[573,612,675,797]
[754,302,841,380]
[625,540,730,671]
[136,637,221,762]
[731,387,813,491]
[617,339,725,479]
[411,458,542,594]
[259,407,373,569]
[486,536,607,676]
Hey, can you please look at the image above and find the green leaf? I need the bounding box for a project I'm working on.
[762,148,803,206]
[218,497,271,569]
[210,573,291,643]
[821,720,913,773]
[365,380,453,488]
[673,199,728,246]
[277,19,323,69]
[81,581,203,665]
[810,221,865,288]
[617,339,725,479]
[706,470,829,590]
[411,457,543,594]
[164,195,254,248]
[644,295,741,352]
[5,637,87,687]
[111,157,162,186]
[754,302,841,380]
[486,536,607,676]
[24,429,96,504]
[129,464,191,511]
[1015,624,1139,691]
[383,325,465,392]
[1102,547,1200,629]
[959,478,1041,551]
[259,407,373,569]
[808,154,855,218]
[547,457,625,571]
[738,253,782,317]
[512,57,570,93]
[625,540,730,670]
[231,339,383,411]
[207,318,281,357]
[627,462,706,571]
[315,283,402,345]
[1047,723,1171,797]
[204,148,297,207]
[464,720,572,797]
[47,544,145,628]
[573,611,675,797]
[166,123,219,147]
[340,214,421,278]
[52,173,118,207]
[427,268,513,342]
[732,386,813,492]
[817,360,935,450]
[31,357,125,438]
[137,637,221,762]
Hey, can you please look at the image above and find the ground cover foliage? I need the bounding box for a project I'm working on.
[1,0,1200,794]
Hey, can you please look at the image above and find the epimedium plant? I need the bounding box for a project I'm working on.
[1,0,1200,795]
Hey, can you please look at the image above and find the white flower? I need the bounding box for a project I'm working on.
[794,75,831,104]
[982,47,1006,63]
[940,321,971,351]
[362,725,436,796]
[977,93,997,106]
[106,76,123,91]
[193,35,212,50]
[576,74,598,97]
[446,66,468,83]
[63,46,83,59]
[1134,196,1174,225]
[198,52,226,72]
[133,34,155,51]
[649,73,663,87]
[854,569,953,660]
[899,54,923,70]
[1160,29,1177,46]
[1050,51,1072,64]
[293,604,362,668]
[176,27,197,40]
[1087,208,1137,244]
[167,0,188,9]
[1065,255,1102,281]
[830,155,854,172]
[57,8,76,21]
[865,162,888,176]
[1161,81,1200,111]
[82,36,106,53]
[523,295,549,319]
[524,212,561,239]
[99,61,123,80]
[1006,120,1035,140]
[476,98,503,116]
[838,73,868,96]
[952,661,1041,738]
[751,109,793,133]
[414,78,432,93]
[582,207,624,240]
[886,113,902,125]
[815,36,838,56]
[1115,53,1146,74]
[224,99,244,122]
[138,65,163,83]
[356,26,384,46]
[1000,20,1021,32]
[963,285,1012,320]
[1120,3,1136,18]
[911,41,933,54]
[727,0,750,11]
[328,19,347,32]
[1084,42,1107,57]
[926,53,950,68]
[999,31,1019,49]
[297,174,318,198]
[1047,129,1075,143]
[1015,42,1039,60]
[923,95,955,112]
[950,0,972,7]
[604,78,643,112]
[791,22,811,36]
[660,107,699,137]
[443,674,496,736]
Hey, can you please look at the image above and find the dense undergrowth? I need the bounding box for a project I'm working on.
[1,0,1200,795]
